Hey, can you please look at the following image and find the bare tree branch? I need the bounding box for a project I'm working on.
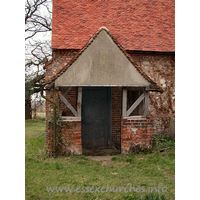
[25,0,52,119]
[25,0,47,24]
[26,41,51,71]
[25,0,51,40]
[25,32,38,40]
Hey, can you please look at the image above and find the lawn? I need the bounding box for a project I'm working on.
[25,120,175,200]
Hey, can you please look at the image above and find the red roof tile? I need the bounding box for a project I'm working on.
[52,0,175,52]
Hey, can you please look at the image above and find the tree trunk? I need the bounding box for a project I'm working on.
[25,99,32,120]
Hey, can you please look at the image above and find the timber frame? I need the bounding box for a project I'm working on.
[58,86,149,121]
[59,87,82,121]
[122,87,149,119]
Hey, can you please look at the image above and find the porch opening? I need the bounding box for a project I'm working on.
[81,87,113,155]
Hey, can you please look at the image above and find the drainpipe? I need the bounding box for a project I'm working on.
[41,86,57,157]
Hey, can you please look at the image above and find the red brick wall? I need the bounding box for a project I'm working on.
[46,120,82,155]
[60,121,82,155]
[46,124,54,155]
[121,119,154,154]
[111,87,122,149]
[45,89,59,151]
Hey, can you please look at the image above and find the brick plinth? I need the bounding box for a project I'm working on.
[46,120,82,156]
[60,121,82,155]
[121,118,154,154]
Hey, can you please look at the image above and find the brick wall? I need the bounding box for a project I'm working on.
[111,87,122,149]
[46,120,82,155]
[46,124,54,155]
[129,52,175,135]
[45,88,59,154]
[60,121,82,155]
[121,118,154,154]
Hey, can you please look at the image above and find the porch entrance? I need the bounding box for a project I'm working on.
[81,87,112,154]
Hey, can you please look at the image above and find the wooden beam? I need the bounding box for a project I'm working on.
[127,87,145,91]
[46,82,55,89]
[127,93,145,117]
[122,88,127,117]
[60,94,77,117]
[58,98,61,115]
[57,84,149,87]
[63,87,72,96]
[123,116,145,119]
[77,87,82,117]
[144,91,149,117]
[58,87,71,116]
[61,116,81,121]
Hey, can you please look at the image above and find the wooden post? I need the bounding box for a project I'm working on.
[144,90,149,117]
[77,87,82,117]
[59,97,61,115]
[122,88,127,117]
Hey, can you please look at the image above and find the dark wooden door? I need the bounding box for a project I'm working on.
[81,87,111,149]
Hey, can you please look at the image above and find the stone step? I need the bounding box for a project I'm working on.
[82,147,120,156]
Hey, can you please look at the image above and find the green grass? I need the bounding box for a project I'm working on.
[25,120,175,200]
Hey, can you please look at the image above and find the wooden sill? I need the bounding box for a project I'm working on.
[123,116,147,120]
[61,116,81,121]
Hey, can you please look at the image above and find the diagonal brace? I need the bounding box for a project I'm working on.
[60,94,77,117]
[126,93,145,116]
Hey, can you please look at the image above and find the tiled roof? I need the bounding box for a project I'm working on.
[45,27,163,92]
[52,0,175,52]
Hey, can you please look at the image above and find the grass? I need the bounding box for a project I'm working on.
[25,120,175,200]
[32,112,46,121]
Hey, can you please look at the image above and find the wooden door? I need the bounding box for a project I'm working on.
[81,87,111,148]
